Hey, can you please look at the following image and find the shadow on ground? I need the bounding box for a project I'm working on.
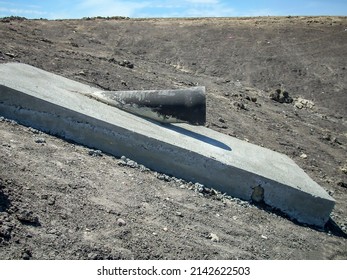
[0,185,11,212]
[251,200,347,239]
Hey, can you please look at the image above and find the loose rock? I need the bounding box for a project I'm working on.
[119,60,134,69]
[34,137,46,144]
[88,149,103,157]
[300,153,308,159]
[28,127,40,134]
[261,234,268,240]
[270,89,293,103]
[117,218,126,226]
[16,210,39,225]
[294,97,315,109]
[340,165,347,174]
[21,249,32,260]
[0,225,12,240]
[156,173,172,182]
[209,233,220,242]
[176,211,184,217]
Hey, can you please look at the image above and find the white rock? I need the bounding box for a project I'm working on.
[209,233,220,242]
[300,153,308,159]
[117,218,126,226]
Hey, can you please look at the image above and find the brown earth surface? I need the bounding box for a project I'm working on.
[0,16,346,260]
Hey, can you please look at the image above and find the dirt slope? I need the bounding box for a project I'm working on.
[0,16,346,259]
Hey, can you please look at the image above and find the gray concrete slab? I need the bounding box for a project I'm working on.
[0,62,335,227]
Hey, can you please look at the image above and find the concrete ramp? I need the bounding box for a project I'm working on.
[0,63,335,227]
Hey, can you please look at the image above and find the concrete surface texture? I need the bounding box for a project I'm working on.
[0,62,335,227]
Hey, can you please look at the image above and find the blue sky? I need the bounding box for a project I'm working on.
[0,0,346,19]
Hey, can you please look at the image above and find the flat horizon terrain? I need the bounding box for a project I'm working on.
[0,16,346,259]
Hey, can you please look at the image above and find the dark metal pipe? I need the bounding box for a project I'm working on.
[87,86,206,125]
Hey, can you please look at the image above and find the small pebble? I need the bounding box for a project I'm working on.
[261,235,268,240]
[35,138,46,144]
[88,149,102,157]
[28,127,40,134]
[209,233,220,242]
[117,218,126,226]
[300,153,308,159]
[176,211,183,217]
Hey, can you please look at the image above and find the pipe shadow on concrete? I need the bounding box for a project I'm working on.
[160,123,232,151]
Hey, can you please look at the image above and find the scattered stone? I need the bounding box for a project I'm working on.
[0,225,12,239]
[322,134,332,141]
[337,182,347,189]
[261,234,268,240]
[163,227,168,232]
[7,119,18,125]
[117,218,126,226]
[27,127,40,134]
[300,153,308,159]
[209,233,220,242]
[34,137,46,144]
[48,196,55,206]
[333,137,342,145]
[327,190,334,196]
[176,211,184,217]
[87,252,100,260]
[294,97,315,109]
[5,52,16,58]
[119,60,134,69]
[88,149,103,157]
[156,173,172,182]
[16,210,39,225]
[138,164,150,172]
[21,249,32,260]
[245,95,258,102]
[118,156,140,168]
[340,165,347,174]
[218,117,225,123]
[270,89,293,103]
[233,101,248,110]
[126,160,138,168]
[40,38,52,44]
